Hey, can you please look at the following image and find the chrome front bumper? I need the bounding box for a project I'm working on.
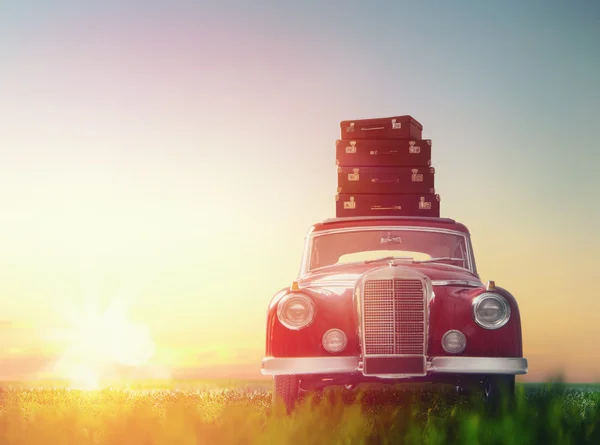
[261,356,528,376]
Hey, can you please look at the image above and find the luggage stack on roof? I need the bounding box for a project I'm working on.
[335,115,440,218]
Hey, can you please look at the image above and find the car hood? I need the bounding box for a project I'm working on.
[298,261,481,288]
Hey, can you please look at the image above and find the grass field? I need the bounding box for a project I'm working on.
[0,379,598,444]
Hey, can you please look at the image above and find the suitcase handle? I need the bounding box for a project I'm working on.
[361,125,385,131]
[370,150,399,156]
[371,206,402,211]
[371,178,399,184]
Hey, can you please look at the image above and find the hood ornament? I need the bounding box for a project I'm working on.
[380,231,402,244]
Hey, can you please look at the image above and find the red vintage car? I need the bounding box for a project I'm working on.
[262,215,527,412]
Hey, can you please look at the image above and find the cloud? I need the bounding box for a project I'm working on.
[0,355,57,381]
[0,320,34,330]
[0,320,15,328]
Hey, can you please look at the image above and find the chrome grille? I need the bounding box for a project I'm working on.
[363,279,425,355]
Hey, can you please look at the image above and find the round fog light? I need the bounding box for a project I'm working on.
[322,328,347,353]
[442,330,466,354]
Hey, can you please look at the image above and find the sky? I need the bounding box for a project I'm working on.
[0,0,599,385]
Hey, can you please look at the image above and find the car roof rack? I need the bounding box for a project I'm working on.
[319,216,457,225]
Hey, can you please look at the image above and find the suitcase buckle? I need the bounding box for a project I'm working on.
[411,169,424,182]
[419,197,432,210]
[348,168,360,182]
[409,141,421,154]
[343,196,356,209]
[346,123,355,133]
[345,141,357,154]
[391,118,402,129]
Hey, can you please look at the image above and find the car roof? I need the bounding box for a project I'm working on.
[308,216,470,235]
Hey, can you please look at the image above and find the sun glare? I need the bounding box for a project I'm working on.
[47,300,156,389]
[66,364,101,390]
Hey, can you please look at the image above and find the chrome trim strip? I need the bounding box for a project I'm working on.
[261,356,359,375]
[301,281,356,288]
[313,226,467,238]
[432,280,483,288]
[261,356,529,378]
[429,357,528,375]
[299,232,312,279]
[300,279,483,290]
[261,356,528,376]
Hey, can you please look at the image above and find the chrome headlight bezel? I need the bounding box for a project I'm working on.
[322,328,348,353]
[472,292,511,330]
[442,329,467,354]
[277,293,315,330]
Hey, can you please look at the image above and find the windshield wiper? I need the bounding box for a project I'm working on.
[412,257,467,265]
[365,256,413,264]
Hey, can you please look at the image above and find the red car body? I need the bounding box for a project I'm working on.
[262,216,527,409]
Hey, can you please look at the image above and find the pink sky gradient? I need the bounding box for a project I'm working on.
[1,1,599,384]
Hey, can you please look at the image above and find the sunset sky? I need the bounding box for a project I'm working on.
[0,0,599,385]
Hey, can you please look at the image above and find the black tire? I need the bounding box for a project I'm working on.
[272,375,300,414]
[482,374,515,411]
[456,377,480,398]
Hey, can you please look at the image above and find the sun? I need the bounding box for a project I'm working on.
[65,364,102,390]
[47,300,156,389]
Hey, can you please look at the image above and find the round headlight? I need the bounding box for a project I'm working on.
[322,328,347,353]
[472,293,511,330]
[277,293,315,330]
[442,330,466,354]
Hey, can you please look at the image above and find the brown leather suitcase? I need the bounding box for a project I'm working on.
[337,166,435,194]
[340,115,423,140]
[335,193,440,218]
[336,139,432,167]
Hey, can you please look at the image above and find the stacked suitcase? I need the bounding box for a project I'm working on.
[335,115,441,218]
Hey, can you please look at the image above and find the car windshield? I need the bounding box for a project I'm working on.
[308,229,472,272]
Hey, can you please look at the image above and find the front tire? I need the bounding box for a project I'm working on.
[272,375,300,414]
[483,374,515,410]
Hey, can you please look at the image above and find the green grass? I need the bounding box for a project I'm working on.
[0,380,598,444]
